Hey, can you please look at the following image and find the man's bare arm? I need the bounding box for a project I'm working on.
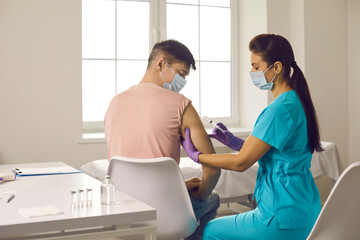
[181,103,220,201]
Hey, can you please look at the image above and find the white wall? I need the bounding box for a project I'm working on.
[0,0,107,168]
[238,0,268,128]
[302,0,350,203]
[0,0,357,174]
[348,0,360,164]
[304,0,349,166]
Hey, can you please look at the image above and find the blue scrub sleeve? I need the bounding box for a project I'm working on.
[251,103,294,151]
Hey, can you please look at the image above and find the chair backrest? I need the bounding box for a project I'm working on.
[108,156,198,240]
[307,161,360,240]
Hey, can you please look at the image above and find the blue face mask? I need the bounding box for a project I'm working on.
[249,63,277,90]
[161,62,187,93]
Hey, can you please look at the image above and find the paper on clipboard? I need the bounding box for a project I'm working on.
[13,166,81,176]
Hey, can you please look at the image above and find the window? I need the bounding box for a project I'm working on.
[82,0,238,134]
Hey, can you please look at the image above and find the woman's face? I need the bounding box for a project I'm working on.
[250,52,268,72]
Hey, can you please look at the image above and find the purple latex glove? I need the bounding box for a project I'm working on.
[180,128,202,164]
[208,122,244,151]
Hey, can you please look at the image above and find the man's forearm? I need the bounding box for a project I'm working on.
[191,166,220,201]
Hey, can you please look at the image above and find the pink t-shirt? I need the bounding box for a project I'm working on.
[104,83,191,164]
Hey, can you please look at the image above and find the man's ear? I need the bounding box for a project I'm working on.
[156,57,165,72]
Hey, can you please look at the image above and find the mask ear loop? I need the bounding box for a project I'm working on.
[269,73,277,83]
[159,71,166,84]
[264,63,275,74]
[166,62,176,76]
[159,60,167,84]
[264,63,276,84]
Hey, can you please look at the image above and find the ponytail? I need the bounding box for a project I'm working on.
[291,62,323,153]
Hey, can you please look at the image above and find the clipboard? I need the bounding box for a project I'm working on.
[13,166,82,177]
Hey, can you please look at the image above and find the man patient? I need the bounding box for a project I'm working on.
[104,39,220,240]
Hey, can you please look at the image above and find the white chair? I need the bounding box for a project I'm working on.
[307,161,360,240]
[108,156,198,240]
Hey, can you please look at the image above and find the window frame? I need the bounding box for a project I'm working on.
[82,0,239,135]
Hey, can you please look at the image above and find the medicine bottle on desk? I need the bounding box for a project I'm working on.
[101,175,115,205]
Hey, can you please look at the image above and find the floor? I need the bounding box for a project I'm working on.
[103,202,252,240]
[216,202,252,217]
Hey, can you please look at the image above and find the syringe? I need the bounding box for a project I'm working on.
[202,116,225,133]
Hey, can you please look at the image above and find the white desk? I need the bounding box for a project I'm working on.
[0,162,156,240]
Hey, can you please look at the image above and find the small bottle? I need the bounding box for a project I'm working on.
[78,189,85,207]
[70,190,78,208]
[86,188,93,206]
[101,175,115,205]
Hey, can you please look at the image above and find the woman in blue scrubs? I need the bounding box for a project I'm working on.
[181,34,323,240]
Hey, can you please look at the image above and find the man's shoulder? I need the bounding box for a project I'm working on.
[112,84,192,107]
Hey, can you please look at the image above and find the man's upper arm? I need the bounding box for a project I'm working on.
[181,104,220,199]
[181,103,215,155]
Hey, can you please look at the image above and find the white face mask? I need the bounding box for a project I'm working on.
[249,63,276,90]
[160,62,187,93]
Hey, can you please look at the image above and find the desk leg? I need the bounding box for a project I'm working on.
[145,227,157,240]
[113,224,156,240]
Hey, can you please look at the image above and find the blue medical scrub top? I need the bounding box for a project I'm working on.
[251,90,321,230]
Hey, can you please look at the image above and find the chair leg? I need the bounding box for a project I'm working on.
[144,229,157,240]
[248,194,257,209]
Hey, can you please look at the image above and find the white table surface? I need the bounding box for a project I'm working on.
[0,162,156,239]
[80,141,343,203]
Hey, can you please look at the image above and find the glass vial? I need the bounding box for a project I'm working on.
[101,175,115,205]
[78,189,85,207]
[86,188,93,206]
[70,190,77,208]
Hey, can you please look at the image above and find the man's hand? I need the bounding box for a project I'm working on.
[185,177,201,191]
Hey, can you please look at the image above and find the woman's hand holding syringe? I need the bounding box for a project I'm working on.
[202,116,244,151]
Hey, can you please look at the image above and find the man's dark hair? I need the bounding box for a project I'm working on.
[147,39,196,71]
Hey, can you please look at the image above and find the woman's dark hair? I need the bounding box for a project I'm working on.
[147,39,196,71]
[249,34,323,153]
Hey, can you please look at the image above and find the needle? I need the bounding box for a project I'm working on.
[202,116,225,133]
